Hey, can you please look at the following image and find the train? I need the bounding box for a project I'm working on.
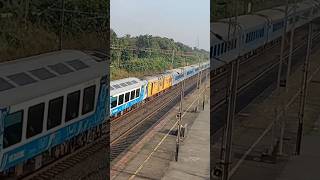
[0,50,108,176]
[211,0,320,71]
[110,61,210,117]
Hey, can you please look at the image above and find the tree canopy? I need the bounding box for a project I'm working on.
[110,29,209,80]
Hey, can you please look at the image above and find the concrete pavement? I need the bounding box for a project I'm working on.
[162,101,210,180]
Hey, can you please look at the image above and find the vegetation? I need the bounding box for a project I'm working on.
[110,30,209,80]
[0,0,109,62]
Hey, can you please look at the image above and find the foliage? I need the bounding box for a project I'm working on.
[0,0,109,61]
[110,30,209,80]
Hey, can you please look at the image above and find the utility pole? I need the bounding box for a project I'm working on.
[59,0,65,50]
[175,69,184,161]
[196,37,202,112]
[296,22,313,155]
[24,0,29,29]
[118,50,121,68]
[222,59,240,180]
[171,49,175,69]
[285,0,298,92]
[277,0,289,156]
[277,0,289,91]
[221,1,240,179]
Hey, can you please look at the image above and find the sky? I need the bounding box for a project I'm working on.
[111,0,210,51]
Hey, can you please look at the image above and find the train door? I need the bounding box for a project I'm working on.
[149,82,153,97]
[159,76,164,92]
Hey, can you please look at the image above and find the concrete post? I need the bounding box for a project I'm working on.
[296,22,313,155]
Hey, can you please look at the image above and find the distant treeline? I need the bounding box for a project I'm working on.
[110,29,209,80]
[0,0,108,62]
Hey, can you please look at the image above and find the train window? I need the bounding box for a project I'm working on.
[130,90,136,100]
[125,92,130,102]
[214,45,217,56]
[27,103,45,138]
[259,30,262,38]
[65,91,80,122]
[289,18,293,24]
[47,97,63,130]
[136,88,140,98]
[220,43,224,54]
[234,39,237,48]
[3,110,23,148]
[217,44,220,56]
[233,39,235,48]
[224,43,227,53]
[118,94,124,105]
[82,85,96,115]
[221,43,224,54]
[111,96,118,108]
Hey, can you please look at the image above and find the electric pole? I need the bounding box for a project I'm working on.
[277,0,289,91]
[59,0,65,50]
[277,0,289,156]
[222,59,240,180]
[296,22,313,155]
[172,49,175,69]
[285,0,298,92]
[220,1,240,179]
[175,69,184,161]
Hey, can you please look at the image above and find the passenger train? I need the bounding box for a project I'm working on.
[211,0,320,70]
[110,62,210,117]
[0,50,108,176]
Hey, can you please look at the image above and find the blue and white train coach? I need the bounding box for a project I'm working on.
[0,50,108,175]
[110,77,147,117]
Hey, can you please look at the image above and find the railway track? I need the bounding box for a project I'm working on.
[110,73,208,162]
[22,137,107,180]
[211,25,320,134]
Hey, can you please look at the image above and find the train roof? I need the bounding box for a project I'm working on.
[256,9,285,22]
[166,67,184,74]
[211,21,240,41]
[142,75,162,82]
[110,77,146,96]
[235,15,268,30]
[0,50,107,107]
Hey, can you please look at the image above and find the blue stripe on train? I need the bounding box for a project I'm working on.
[110,87,145,117]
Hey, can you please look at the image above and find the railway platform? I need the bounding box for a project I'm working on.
[111,81,210,180]
[162,100,210,180]
[276,122,320,180]
[211,35,320,179]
